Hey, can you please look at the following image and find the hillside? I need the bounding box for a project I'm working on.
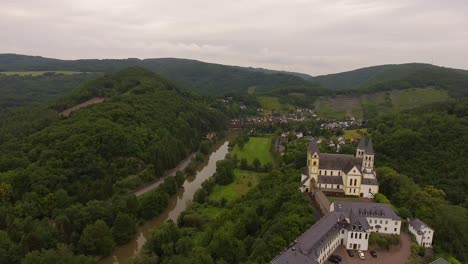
[0,54,312,94]
[0,67,227,262]
[314,63,468,97]
[0,73,99,111]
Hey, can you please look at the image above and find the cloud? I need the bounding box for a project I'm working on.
[0,0,467,74]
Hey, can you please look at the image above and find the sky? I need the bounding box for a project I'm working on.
[1,0,468,75]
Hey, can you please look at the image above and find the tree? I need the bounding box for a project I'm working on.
[112,213,136,245]
[78,220,115,256]
[253,158,261,172]
[22,244,93,264]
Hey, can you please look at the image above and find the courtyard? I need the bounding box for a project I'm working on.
[328,233,412,264]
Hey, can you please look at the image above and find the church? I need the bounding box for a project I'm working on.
[300,137,379,198]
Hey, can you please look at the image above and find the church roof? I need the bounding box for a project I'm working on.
[365,138,374,155]
[361,178,379,185]
[357,136,367,150]
[319,153,362,173]
[318,176,343,185]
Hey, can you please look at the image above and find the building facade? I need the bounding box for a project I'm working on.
[300,137,379,198]
[409,218,434,248]
[272,201,401,264]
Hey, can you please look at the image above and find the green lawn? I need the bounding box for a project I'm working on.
[231,137,274,165]
[210,169,264,203]
[344,128,368,141]
[0,71,83,76]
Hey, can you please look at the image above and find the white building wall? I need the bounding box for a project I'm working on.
[345,231,369,251]
[409,226,433,248]
[360,184,379,198]
[367,218,401,235]
[316,231,342,264]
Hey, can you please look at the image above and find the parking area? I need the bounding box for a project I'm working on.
[328,233,412,264]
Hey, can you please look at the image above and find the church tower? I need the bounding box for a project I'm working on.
[356,136,366,157]
[307,138,320,192]
[362,138,375,171]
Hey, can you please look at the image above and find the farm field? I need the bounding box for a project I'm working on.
[315,96,362,119]
[315,88,450,120]
[0,71,83,76]
[231,136,274,165]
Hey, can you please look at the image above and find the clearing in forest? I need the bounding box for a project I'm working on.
[231,136,274,165]
[209,169,265,204]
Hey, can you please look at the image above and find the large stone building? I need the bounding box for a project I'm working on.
[272,201,401,264]
[300,137,379,198]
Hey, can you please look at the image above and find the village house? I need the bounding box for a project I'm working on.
[408,218,434,248]
[300,136,379,198]
[272,201,401,264]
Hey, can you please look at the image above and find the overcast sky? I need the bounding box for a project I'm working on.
[1,0,467,75]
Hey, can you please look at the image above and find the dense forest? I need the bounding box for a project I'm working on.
[367,100,468,262]
[132,141,316,264]
[0,67,227,262]
[370,100,468,206]
[0,54,312,94]
[0,73,98,111]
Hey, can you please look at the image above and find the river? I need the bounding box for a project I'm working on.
[99,140,230,264]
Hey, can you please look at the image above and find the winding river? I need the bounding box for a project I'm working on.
[99,140,231,264]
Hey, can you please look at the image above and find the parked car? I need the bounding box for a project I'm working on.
[370,250,378,258]
[331,254,342,261]
[347,250,354,257]
[328,256,340,263]
[357,250,365,260]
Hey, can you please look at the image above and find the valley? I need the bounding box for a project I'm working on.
[0,55,466,264]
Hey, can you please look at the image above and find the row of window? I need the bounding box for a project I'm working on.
[369,219,399,225]
[348,178,359,186]
[350,232,368,240]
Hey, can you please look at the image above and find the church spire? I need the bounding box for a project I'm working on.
[356,136,366,157]
[357,136,366,150]
[365,138,374,155]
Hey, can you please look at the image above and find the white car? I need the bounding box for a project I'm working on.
[357,250,365,260]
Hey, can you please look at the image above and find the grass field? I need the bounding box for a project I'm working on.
[0,71,82,76]
[210,169,264,203]
[257,96,293,113]
[231,136,274,165]
[344,128,368,141]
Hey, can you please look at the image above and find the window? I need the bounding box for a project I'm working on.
[394,228,397,232]
[365,234,368,239]
[359,233,362,239]
[380,220,382,224]
[313,161,317,166]
[342,230,344,234]
[349,243,352,248]
[395,221,398,225]
[351,233,353,238]
[385,227,387,231]
[385,221,388,224]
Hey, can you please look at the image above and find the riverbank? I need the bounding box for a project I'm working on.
[99,131,238,264]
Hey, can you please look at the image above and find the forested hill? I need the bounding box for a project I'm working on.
[370,99,468,206]
[0,54,312,94]
[0,67,227,262]
[314,63,468,97]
